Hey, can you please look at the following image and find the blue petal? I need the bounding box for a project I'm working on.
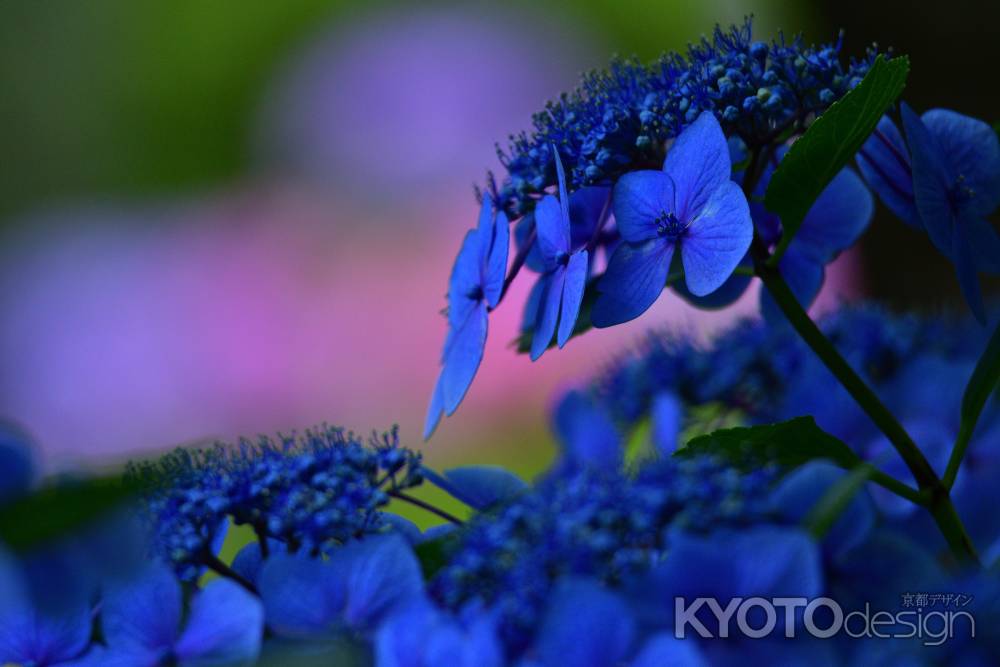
[375,600,503,667]
[447,230,484,329]
[0,421,35,504]
[483,210,509,309]
[423,465,527,511]
[174,578,263,666]
[650,392,682,456]
[519,275,547,335]
[671,255,752,309]
[0,604,94,666]
[101,564,180,655]
[760,249,824,325]
[530,269,565,361]
[965,214,1000,275]
[568,187,610,248]
[535,579,635,667]
[663,111,732,219]
[900,102,956,257]
[535,195,570,266]
[771,461,875,559]
[953,217,987,323]
[795,167,874,261]
[557,251,589,348]
[381,514,424,545]
[553,147,571,227]
[923,108,1000,216]
[632,633,708,667]
[422,373,446,440]
[231,540,286,589]
[441,302,488,415]
[552,390,621,470]
[330,536,423,633]
[856,116,920,228]
[611,171,676,243]
[682,180,753,296]
[515,214,545,273]
[592,238,673,327]
[259,554,345,637]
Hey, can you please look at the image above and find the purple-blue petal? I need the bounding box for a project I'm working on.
[441,302,488,414]
[856,116,920,228]
[534,579,635,667]
[922,108,1000,216]
[535,195,570,265]
[530,269,565,361]
[760,249,825,325]
[424,465,527,511]
[423,373,446,440]
[592,238,673,327]
[612,171,676,243]
[483,210,509,308]
[447,230,484,329]
[663,111,732,220]
[101,564,180,655]
[259,553,345,637]
[901,102,956,257]
[174,578,263,665]
[682,180,753,296]
[330,535,424,633]
[557,251,589,348]
[671,256,752,309]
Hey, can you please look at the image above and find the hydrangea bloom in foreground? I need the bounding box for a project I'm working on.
[592,111,753,326]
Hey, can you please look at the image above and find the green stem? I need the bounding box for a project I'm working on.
[388,490,464,525]
[869,470,924,506]
[943,423,974,490]
[753,254,979,565]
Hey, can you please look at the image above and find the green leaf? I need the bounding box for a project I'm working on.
[0,475,139,551]
[764,55,910,264]
[676,416,862,471]
[803,463,875,539]
[414,531,461,579]
[960,322,1000,443]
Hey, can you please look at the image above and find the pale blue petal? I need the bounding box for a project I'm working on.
[611,171,676,243]
[259,554,345,637]
[423,465,527,511]
[663,111,732,219]
[856,116,920,227]
[557,250,589,347]
[760,250,825,325]
[632,634,708,667]
[484,210,509,308]
[535,579,635,667]
[953,218,987,324]
[331,535,424,633]
[535,195,570,264]
[175,578,263,667]
[923,108,1000,216]
[682,180,753,296]
[901,102,956,257]
[592,238,673,327]
[422,373,445,440]
[441,302,488,414]
[102,564,180,655]
[552,390,620,470]
[795,167,874,261]
[650,392,682,456]
[530,269,565,361]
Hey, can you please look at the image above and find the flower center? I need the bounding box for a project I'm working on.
[655,211,686,241]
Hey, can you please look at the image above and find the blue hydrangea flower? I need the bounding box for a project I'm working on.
[753,147,873,322]
[0,420,36,505]
[526,150,592,359]
[592,111,753,326]
[89,564,263,667]
[532,579,636,667]
[375,600,504,667]
[258,534,423,638]
[425,196,509,437]
[858,105,1000,321]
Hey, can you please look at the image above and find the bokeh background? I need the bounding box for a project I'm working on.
[1,0,997,482]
